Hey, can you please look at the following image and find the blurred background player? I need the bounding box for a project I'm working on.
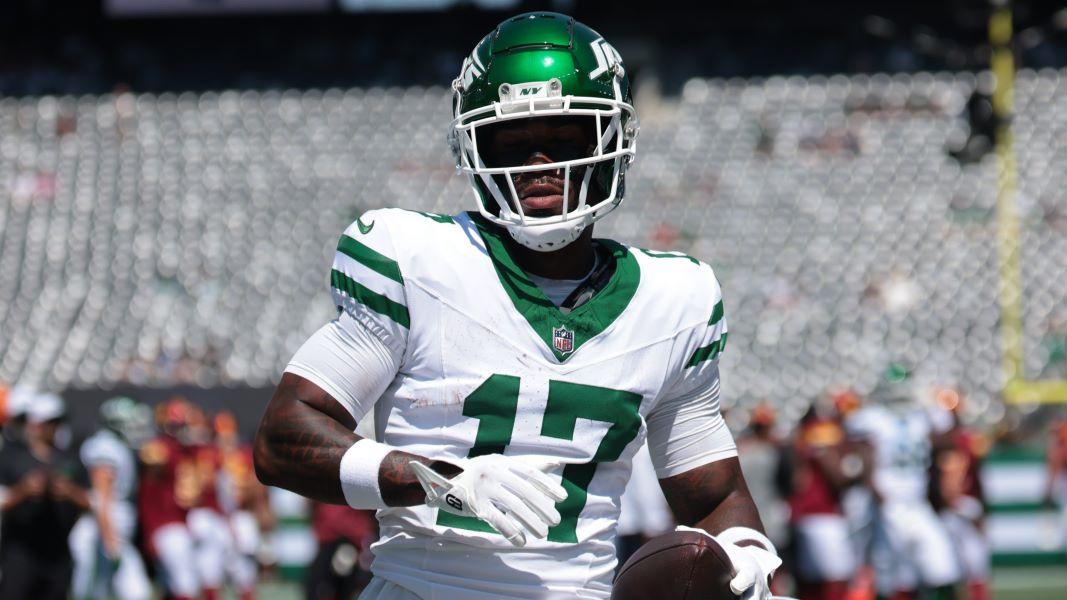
[928,388,991,600]
[304,502,377,600]
[843,365,960,600]
[0,384,33,586]
[138,397,203,600]
[70,396,153,600]
[0,386,34,452]
[788,403,869,600]
[0,391,89,600]
[216,410,274,600]
[831,390,878,600]
[737,404,790,592]
[183,403,236,600]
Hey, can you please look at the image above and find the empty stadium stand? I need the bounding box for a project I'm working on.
[2,69,1066,428]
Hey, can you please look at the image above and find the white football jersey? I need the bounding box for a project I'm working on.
[81,428,137,501]
[845,404,932,504]
[305,209,732,599]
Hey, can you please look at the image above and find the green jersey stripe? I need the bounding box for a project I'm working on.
[709,300,724,326]
[685,332,728,368]
[337,235,403,284]
[331,269,410,328]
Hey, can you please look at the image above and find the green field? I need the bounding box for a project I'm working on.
[245,566,1067,600]
[992,566,1067,600]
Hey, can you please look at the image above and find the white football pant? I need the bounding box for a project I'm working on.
[940,509,990,580]
[228,510,261,591]
[841,486,877,563]
[871,501,961,594]
[152,522,200,598]
[793,514,857,583]
[188,507,234,590]
[69,503,151,600]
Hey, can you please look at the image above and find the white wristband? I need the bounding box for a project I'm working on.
[339,438,394,509]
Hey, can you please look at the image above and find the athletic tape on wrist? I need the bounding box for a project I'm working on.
[339,438,394,509]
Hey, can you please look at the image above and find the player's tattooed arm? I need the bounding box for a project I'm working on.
[378,450,463,505]
[659,457,769,549]
[254,372,460,506]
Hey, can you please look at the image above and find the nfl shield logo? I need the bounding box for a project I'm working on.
[552,326,574,355]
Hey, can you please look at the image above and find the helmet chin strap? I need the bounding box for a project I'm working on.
[506,216,591,252]
[505,166,596,252]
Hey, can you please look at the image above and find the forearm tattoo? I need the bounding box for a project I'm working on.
[255,374,356,503]
[379,451,463,506]
[659,457,766,536]
[255,373,462,506]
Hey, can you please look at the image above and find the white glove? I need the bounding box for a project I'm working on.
[676,525,782,600]
[410,455,568,547]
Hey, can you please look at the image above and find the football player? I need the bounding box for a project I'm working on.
[215,410,272,600]
[928,391,990,600]
[183,404,235,600]
[255,12,781,600]
[736,405,789,557]
[138,398,203,600]
[70,396,153,600]
[788,404,868,600]
[736,404,790,595]
[0,391,90,600]
[843,367,960,600]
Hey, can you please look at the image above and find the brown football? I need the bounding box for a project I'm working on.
[612,529,735,600]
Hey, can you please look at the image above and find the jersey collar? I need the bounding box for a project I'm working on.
[468,212,640,363]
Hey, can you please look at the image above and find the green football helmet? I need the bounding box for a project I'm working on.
[449,12,639,251]
[100,396,154,447]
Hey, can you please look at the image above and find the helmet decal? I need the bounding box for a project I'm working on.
[588,38,624,81]
[457,35,489,92]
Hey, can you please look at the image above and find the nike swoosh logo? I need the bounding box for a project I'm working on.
[357,216,374,234]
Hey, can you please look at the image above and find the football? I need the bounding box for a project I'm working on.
[612,529,735,600]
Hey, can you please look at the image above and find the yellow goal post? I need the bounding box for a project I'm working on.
[991,1,1067,404]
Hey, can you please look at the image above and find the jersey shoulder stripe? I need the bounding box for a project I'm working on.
[685,298,727,367]
[708,299,724,326]
[330,208,413,350]
[629,249,729,370]
[686,331,727,368]
[330,269,410,328]
[337,234,403,284]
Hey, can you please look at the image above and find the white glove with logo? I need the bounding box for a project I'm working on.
[410,455,568,547]
[676,525,782,600]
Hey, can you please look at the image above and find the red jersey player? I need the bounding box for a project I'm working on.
[930,389,990,600]
[789,406,869,600]
[138,398,204,600]
[180,403,232,600]
[215,411,273,600]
